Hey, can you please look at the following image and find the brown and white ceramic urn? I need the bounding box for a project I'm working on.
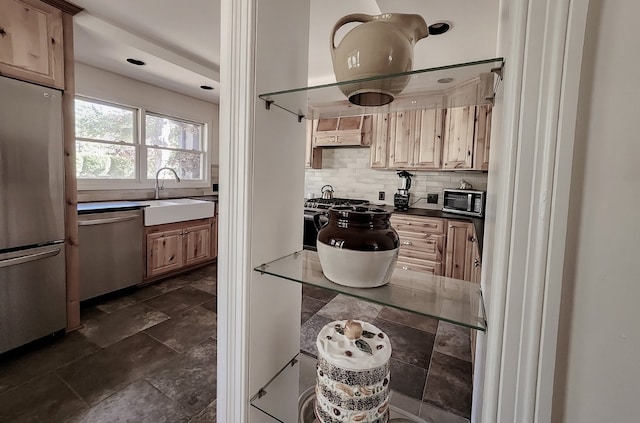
[316,206,399,288]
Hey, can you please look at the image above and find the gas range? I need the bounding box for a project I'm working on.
[304,197,370,211]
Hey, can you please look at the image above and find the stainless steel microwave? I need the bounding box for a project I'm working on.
[442,189,486,217]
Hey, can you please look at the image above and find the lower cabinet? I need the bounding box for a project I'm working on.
[390,214,446,276]
[390,214,480,283]
[444,220,475,281]
[145,217,217,280]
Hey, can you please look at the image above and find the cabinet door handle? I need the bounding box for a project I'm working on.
[474,259,481,267]
[184,230,189,234]
[401,266,410,271]
[402,241,413,246]
[406,222,412,226]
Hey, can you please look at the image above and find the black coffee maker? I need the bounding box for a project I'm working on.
[394,170,413,210]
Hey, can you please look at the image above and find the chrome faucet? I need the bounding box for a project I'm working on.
[154,167,181,199]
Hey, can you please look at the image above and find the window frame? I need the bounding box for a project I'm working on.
[75,96,209,190]
[144,111,207,183]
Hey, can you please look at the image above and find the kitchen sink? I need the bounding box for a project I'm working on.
[137,198,215,226]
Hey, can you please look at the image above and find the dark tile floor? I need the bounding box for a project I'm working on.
[0,264,472,423]
[301,286,473,422]
[0,264,217,423]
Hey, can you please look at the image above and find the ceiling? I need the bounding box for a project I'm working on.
[72,0,499,104]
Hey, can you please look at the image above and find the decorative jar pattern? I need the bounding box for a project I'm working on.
[316,206,399,288]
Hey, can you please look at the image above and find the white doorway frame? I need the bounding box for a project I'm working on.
[217,0,592,421]
[479,0,590,421]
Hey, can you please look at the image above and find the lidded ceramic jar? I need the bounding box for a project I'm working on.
[330,13,429,106]
[316,206,399,288]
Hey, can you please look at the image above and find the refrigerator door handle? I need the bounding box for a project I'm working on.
[0,247,62,269]
[78,215,139,226]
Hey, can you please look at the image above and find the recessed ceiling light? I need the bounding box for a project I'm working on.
[126,58,146,66]
[200,85,214,90]
[428,22,451,35]
[437,77,454,84]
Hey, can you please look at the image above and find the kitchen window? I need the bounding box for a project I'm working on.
[75,98,137,180]
[75,97,207,188]
[145,113,203,180]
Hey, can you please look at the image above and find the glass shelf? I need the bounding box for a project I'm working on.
[259,57,504,120]
[254,250,486,331]
[250,352,430,423]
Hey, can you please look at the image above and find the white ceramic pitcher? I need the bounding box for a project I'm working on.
[330,13,429,106]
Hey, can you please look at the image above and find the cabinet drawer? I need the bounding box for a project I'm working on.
[398,235,444,261]
[396,258,443,275]
[391,215,445,235]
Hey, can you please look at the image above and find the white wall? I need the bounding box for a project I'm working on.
[552,0,640,421]
[305,148,487,207]
[74,63,219,200]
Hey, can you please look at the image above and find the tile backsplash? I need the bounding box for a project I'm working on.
[305,148,488,209]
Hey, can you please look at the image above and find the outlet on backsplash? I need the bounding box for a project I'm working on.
[427,193,438,204]
[378,191,385,201]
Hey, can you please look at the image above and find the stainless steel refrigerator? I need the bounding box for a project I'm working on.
[0,76,66,354]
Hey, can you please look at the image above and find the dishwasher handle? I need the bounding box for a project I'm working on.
[79,215,140,226]
[0,247,61,269]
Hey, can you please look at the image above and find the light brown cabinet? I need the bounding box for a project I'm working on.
[305,119,322,169]
[388,109,444,170]
[183,223,212,267]
[390,213,481,283]
[388,111,414,168]
[369,114,390,169]
[414,108,444,169]
[442,106,475,169]
[470,235,482,284]
[147,228,184,277]
[313,115,372,147]
[369,105,490,171]
[473,105,492,170]
[0,0,65,89]
[444,220,475,281]
[391,214,446,276]
[145,218,216,280]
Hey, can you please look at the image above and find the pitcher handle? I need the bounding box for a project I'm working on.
[330,14,374,54]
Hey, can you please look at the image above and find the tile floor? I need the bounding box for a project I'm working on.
[0,264,472,423]
[301,285,473,422]
[0,264,217,423]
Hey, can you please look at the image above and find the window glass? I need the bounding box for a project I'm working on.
[76,142,136,179]
[75,99,135,143]
[147,149,202,180]
[146,114,202,150]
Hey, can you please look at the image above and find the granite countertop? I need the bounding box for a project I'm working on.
[77,201,148,215]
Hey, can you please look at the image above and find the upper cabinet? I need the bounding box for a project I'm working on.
[369,114,389,169]
[371,104,492,171]
[0,0,64,89]
[442,106,475,169]
[387,109,443,170]
[312,115,372,147]
[305,119,322,169]
[474,105,492,171]
[413,108,444,169]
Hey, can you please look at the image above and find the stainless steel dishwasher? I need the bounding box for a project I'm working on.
[79,210,143,301]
